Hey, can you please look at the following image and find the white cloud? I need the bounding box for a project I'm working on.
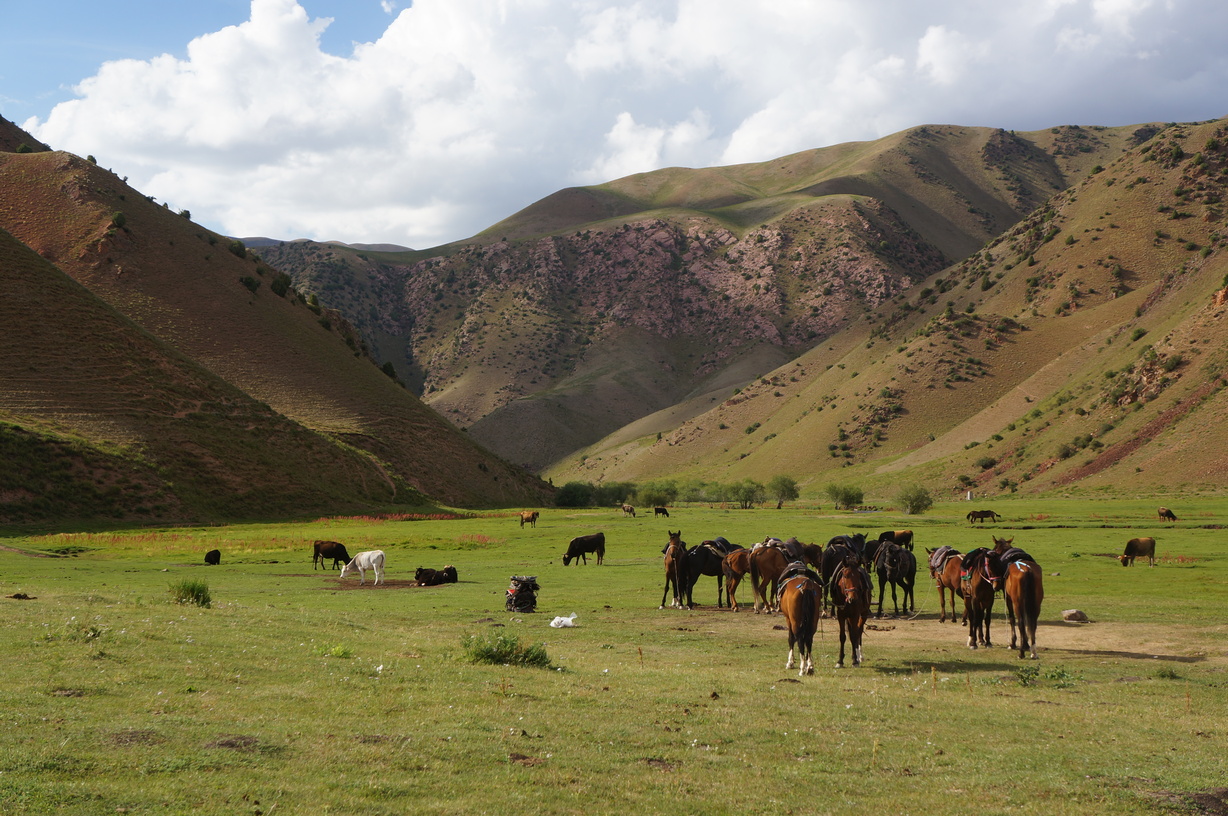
[24,0,1228,248]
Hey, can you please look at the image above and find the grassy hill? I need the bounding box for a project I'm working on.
[551,119,1228,500]
[258,123,1153,472]
[0,141,553,520]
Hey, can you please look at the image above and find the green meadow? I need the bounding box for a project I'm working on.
[1,498,1225,815]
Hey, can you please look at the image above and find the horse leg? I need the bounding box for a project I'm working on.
[786,631,796,671]
[890,581,900,617]
[660,574,672,610]
[967,606,979,649]
[876,576,886,619]
[852,616,865,666]
[836,617,847,668]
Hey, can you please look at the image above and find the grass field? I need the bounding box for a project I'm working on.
[1,498,1225,815]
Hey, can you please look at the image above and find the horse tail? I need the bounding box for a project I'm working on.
[749,555,764,610]
[798,582,818,646]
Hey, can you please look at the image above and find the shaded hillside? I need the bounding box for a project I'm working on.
[0,149,552,511]
[259,123,1145,470]
[552,119,1228,499]
[0,115,49,154]
[0,228,418,524]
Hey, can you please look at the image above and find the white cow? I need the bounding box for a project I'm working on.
[339,550,386,585]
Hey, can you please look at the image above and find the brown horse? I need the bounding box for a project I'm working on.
[961,548,1002,649]
[832,555,870,668]
[722,548,752,611]
[749,540,823,614]
[660,531,691,610]
[926,546,965,624]
[966,509,1002,524]
[1000,556,1044,659]
[779,574,822,676]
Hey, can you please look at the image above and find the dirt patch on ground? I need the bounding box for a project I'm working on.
[1147,789,1228,815]
[0,543,50,557]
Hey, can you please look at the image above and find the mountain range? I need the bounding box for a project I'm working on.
[4,112,1226,523]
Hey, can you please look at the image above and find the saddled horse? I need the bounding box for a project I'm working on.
[926,546,965,624]
[749,538,823,614]
[873,542,916,618]
[993,540,1044,659]
[966,509,1002,524]
[960,548,1003,649]
[831,554,871,668]
[820,533,867,616]
[686,541,738,607]
[660,531,691,610]
[779,571,823,676]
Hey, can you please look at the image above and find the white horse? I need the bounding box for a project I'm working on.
[339,550,385,586]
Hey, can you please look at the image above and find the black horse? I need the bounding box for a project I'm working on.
[873,542,916,618]
[686,541,741,607]
[820,533,867,616]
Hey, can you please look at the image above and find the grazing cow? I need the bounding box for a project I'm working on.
[1119,537,1157,567]
[339,550,386,586]
[621,504,636,517]
[204,549,221,566]
[1158,507,1178,522]
[415,565,459,585]
[563,532,606,565]
[313,540,351,571]
[519,511,539,528]
[878,529,914,551]
[654,506,670,517]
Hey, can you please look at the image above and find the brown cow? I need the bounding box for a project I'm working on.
[621,504,636,517]
[1157,507,1178,522]
[313,540,351,570]
[1119,537,1156,567]
[519,511,539,528]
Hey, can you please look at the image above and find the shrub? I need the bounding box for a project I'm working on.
[897,484,933,515]
[110,211,126,229]
[824,483,864,510]
[462,633,552,668]
[228,239,247,259]
[240,276,260,294]
[169,579,211,608]
[975,456,997,470]
[554,481,594,508]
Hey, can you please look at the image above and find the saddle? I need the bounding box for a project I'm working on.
[780,560,821,584]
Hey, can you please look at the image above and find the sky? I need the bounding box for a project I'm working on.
[3,0,1227,249]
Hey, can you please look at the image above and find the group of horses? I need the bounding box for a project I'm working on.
[927,536,1043,659]
[658,528,1047,676]
[658,530,920,675]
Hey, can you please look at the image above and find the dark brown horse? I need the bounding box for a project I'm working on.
[779,574,822,676]
[873,542,916,618]
[749,540,823,614]
[926,546,965,624]
[820,533,867,616]
[961,548,1003,649]
[1000,555,1044,659]
[832,555,870,668]
[660,531,691,610]
[966,509,1002,524]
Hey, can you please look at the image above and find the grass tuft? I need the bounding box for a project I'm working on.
[461,633,552,669]
[168,579,211,608]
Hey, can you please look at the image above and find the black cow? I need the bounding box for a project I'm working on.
[313,540,351,570]
[563,532,606,565]
[416,565,459,586]
[204,549,221,566]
